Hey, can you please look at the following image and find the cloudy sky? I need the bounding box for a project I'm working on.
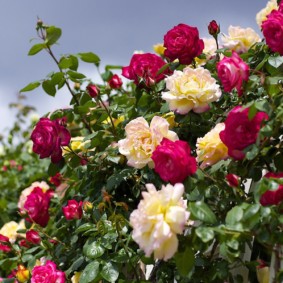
[0,0,267,134]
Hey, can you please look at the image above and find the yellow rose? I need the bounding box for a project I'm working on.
[71,272,81,283]
[0,220,25,243]
[153,43,165,56]
[256,0,278,28]
[196,123,228,169]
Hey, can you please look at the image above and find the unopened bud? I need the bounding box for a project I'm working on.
[16,265,30,283]
[208,20,220,36]
[83,201,93,213]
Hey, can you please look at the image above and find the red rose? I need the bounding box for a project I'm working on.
[31,118,71,163]
[152,138,197,184]
[26,230,41,245]
[226,173,240,187]
[0,234,11,252]
[87,84,100,98]
[49,173,62,187]
[208,20,220,36]
[262,9,283,55]
[216,51,249,96]
[220,106,268,160]
[122,53,169,87]
[163,23,204,65]
[62,200,83,220]
[260,172,283,206]
[108,74,123,89]
[24,187,53,227]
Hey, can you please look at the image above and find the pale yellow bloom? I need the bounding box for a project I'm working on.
[103,115,125,128]
[71,272,81,283]
[196,123,228,169]
[256,0,278,28]
[162,112,176,129]
[130,183,189,261]
[257,266,270,283]
[195,38,217,66]
[0,220,25,243]
[18,181,50,211]
[153,43,165,56]
[222,26,261,53]
[118,116,178,168]
[162,66,221,114]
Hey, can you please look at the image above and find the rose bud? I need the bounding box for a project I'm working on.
[26,229,41,245]
[226,174,240,187]
[108,74,123,89]
[16,264,30,283]
[0,234,12,252]
[19,239,31,248]
[83,201,93,213]
[208,20,220,36]
[87,84,99,98]
[62,200,83,220]
[49,172,62,187]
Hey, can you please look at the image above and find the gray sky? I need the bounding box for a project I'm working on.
[0,0,267,134]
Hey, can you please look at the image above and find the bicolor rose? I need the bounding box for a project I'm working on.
[196,123,228,169]
[222,26,261,53]
[217,51,249,96]
[0,220,25,243]
[31,260,65,283]
[162,66,221,114]
[163,23,204,65]
[152,138,197,184]
[62,200,83,220]
[31,118,71,163]
[122,53,169,87]
[226,174,240,188]
[130,183,189,261]
[118,116,178,168]
[262,8,283,55]
[26,230,41,245]
[24,187,53,227]
[260,172,283,206]
[219,106,268,160]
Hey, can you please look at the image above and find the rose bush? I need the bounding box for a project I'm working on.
[1,1,283,282]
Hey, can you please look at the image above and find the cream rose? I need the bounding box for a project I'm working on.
[162,66,221,114]
[256,0,278,28]
[222,25,261,53]
[118,116,178,168]
[196,123,228,169]
[0,220,25,243]
[130,183,189,261]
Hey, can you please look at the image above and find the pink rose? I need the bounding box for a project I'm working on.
[163,23,204,65]
[24,187,53,227]
[152,138,197,184]
[220,106,268,160]
[0,234,11,252]
[62,200,83,220]
[226,173,240,187]
[31,260,65,283]
[260,172,283,206]
[87,84,100,98]
[262,9,283,55]
[108,74,123,89]
[122,53,169,87]
[216,51,249,96]
[31,118,71,163]
[26,230,41,245]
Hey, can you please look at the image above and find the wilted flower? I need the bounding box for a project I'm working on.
[162,66,221,114]
[130,183,189,261]
[118,116,178,168]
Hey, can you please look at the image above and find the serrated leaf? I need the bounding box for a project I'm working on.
[45,26,62,46]
[175,246,195,277]
[189,201,217,224]
[20,81,41,92]
[83,238,105,259]
[28,43,45,55]
[78,52,100,66]
[79,261,100,283]
[100,262,119,283]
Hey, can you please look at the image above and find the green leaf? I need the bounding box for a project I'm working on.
[83,238,105,259]
[79,261,100,283]
[45,26,62,46]
[75,223,96,234]
[78,52,100,66]
[195,227,215,243]
[100,262,119,283]
[42,80,56,96]
[175,246,195,277]
[28,43,45,55]
[189,201,217,224]
[275,154,283,171]
[20,81,41,92]
[67,70,86,80]
[226,206,243,225]
[51,72,64,85]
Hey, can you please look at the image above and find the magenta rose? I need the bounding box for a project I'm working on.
[0,234,11,253]
[108,74,123,89]
[31,260,65,283]
[122,53,169,87]
[225,173,240,188]
[24,187,53,227]
[262,9,283,55]
[216,51,249,96]
[87,84,100,98]
[26,230,41,245]
[152,138,197,184]
[31,118,71,163]
[260,172,283,206]
[219,106,268,160]
[208,20,220,36]
[62,199,83,220]
[163,23,204,65]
